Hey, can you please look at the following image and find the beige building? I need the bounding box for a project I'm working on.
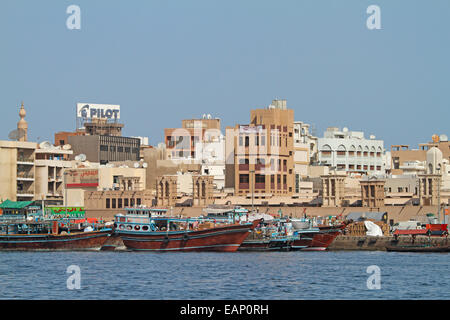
[227,99,295,198]
[34,145,74,205]
[65,164,146,207]
[360,177,386,208]
[0,140,37,202]
[321,173,347,207]
[84,189,154,219]
[391,134,450,175]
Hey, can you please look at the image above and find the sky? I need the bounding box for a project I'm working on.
[1,0,449,148]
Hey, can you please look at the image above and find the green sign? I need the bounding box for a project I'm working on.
[46,207,85,218]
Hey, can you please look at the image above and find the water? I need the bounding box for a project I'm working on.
[0,251,448,300]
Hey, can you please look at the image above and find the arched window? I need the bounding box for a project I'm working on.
[321,144,332,157]
[337,145,346,157]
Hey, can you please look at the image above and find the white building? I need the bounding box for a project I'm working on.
[318,127,385,175]
[293,121,318,193]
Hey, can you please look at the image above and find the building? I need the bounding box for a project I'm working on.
[84,189,153,219]
[293,120,318,192]
[390,134,450,175]
[54,130,86,147]
[68,135,140,164]
[418,147,450,206]
[34,143,74,205]
[318,127,385,175]
[155,173,214,207]
[321,172,346,207]
[0,140,37,202]
[65,163,146,207]
[227,99,295,197]
[165,115,222,161]
[360,176,385,208]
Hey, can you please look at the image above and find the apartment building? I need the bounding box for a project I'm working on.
[228,99,295,197]
[318,127,385,175]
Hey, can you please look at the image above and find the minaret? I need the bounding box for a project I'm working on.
[17,101,28,142]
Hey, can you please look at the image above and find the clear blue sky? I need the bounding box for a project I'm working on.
[1,0,449,148]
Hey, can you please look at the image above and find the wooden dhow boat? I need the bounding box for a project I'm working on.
[114,208,259,252]
[0,220,112,251]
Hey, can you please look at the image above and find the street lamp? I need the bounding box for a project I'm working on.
[437,164,442,224]
[249,169,255,213]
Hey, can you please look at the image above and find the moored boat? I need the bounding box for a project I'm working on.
[0,221,112,251]
[301,224,346,251]
[114,208,259,252]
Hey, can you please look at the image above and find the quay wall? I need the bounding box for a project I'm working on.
[328,235,450,251]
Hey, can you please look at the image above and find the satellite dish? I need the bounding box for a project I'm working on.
[342,127,348,133]
[75,154,86,162]
[8,129,26,141]
[142,162,148,168]
[39,141,53,149]
[63,144,72,150]
[440,134,448,142]
[84,161,90,167]
[134,162,140,168]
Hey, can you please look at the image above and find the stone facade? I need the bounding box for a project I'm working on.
[321,173,346,207]
[360,178,386,208]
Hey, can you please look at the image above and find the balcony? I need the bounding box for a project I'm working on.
[17,156,34,165]
[255,183,265,190]
[17,190,34,197]
[17,173,34,180]
[239,164,249,171]
[255,164,265,171]
[239,183,249,190]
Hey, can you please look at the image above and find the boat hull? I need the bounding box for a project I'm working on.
[0,229,112,251]
[301,224,345,251]
[239,238,293,251]
[118,223,254,252]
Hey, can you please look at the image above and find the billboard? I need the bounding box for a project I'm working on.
[65,169,99,188]
[46,207,85,218]
[76,103,120,120]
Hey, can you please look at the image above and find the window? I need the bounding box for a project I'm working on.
[255,174,265,183]
[106,198,110,209]
[112,199,116,209]
[100,145,108,152]
[239,174,249,183]
[137,198,142,206]
[124,198,129,207]
[118,198,123,208]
